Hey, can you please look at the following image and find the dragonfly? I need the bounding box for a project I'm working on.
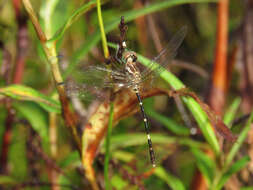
[64,26,187,167]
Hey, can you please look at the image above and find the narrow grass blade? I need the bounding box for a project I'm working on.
[0,84,61,113]
[48,0,107,42]
[191,148,216,185]
[97,0,109,58]
[216,156,250,190]
[241,187,253,190]
[103,133,207,151]
[224,111,253,168]
[146,108,190,135]
[155,166,185,190]
[223,97,241,126]
[104,102,114,190]
[111,150,135,163]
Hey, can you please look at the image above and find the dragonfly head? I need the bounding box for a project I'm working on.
[122,51,137,64]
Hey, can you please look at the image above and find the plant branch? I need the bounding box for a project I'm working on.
[22,0,81,151]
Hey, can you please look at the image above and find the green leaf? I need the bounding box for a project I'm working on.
[225,111,253,168]
[66,0,218,78]
[112,150,135,163]
[9,126,27,181]
[13,101,49,143]
[48,0,107,42]
[146,108,190,135]
[241,187,253,190]
[216,156,250,190]
[40,0,60,38]
[0,175,16,185]
[59,151,81,168]
[154,166,185,190]
[103,133,207,151]
[191,148,216,185]
[104,102,114,190]
[111,175,128,190]
[0,84,61,113]
[223,97,241,126]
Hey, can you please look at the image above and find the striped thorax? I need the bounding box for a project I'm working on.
[123,51,141,90]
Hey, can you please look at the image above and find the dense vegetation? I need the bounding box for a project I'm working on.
[0,0,252,190]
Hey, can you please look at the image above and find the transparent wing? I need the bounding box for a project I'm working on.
[140,26,187,81]
[71,65,129,87]
[65,64,134,100]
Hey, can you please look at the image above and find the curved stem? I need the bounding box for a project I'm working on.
[97,0,109,58]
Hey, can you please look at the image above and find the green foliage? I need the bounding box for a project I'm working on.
[138,53,220,154]
[0,0,250,189]
[14,101,49,144]
[191,148,216,185]
[104,102,114,190]
[154,167,185,190]
[146,108,190,135]
[223,97,241,126]
[0,84,60,113]
[215,156,250,190]
[48,0,106,42]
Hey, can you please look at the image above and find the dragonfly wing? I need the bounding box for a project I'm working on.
[70,65,127,87]
[140,26,187,81]
[65,65,133,100]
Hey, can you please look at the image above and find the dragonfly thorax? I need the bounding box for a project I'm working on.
[122,51,137,63]
[125,58,141,87]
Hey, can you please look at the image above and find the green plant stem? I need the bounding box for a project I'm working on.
[97,2,112,187]
[104,102,114,190]
[224,110,253,168]
[223,97,241,126]
[97,0,109,58]
[211,110,253,190]
[41,0,59,38]
[22,0,81,151]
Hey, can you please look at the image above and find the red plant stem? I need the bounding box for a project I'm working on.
[12,20,28,84]
[193,0,229,189]
[13,0,22,18]
[190,170,207,190]
[134,0,148,54]
[208,0,229,114]
[241,0,253,112]
[0,107,15,173]
[0,0,28,173]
